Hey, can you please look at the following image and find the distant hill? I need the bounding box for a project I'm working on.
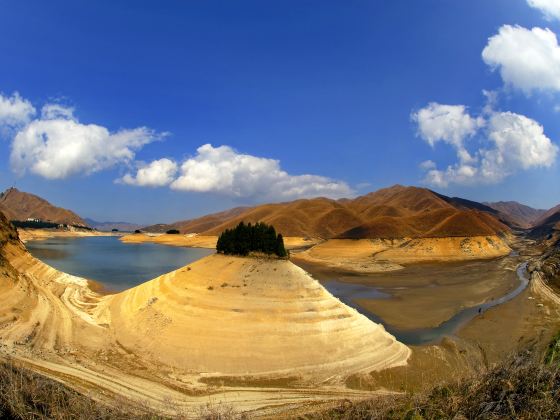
[529,204,560,240]
[484,201,546,228]
[84,218,144,232]
[0,188,87,227]
[142,207,249,234]
[534,203,560,227]
[142,185,511,239]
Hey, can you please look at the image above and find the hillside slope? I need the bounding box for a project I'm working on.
[0,188,87,226]
[143,185,510,240]
[484,201,546,228]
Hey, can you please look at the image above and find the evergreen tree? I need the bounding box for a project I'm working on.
[216,222,288,257]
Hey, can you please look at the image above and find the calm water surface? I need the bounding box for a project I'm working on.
[27,236,213,291]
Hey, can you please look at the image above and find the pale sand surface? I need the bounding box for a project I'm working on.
[0,240,409,416]
[293,236,511,274]
[18,228,117,243]
[120,232,320,250]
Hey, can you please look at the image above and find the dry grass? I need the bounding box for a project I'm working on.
[0,359,247,420]
[306,346,560,420]
[0,360,159,419]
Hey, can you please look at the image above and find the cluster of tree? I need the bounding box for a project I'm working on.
[216,222,287,257]
[11,220,94,231]
[166,229,180,234]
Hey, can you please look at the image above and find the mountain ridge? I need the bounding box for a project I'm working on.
[0,188,87,227]
[142,185,512,239]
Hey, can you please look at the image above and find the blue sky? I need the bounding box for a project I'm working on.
[0,0,559,224]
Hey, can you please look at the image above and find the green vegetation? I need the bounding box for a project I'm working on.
[0,359,239,419]
[216,222,287,257]
[10,220,93,231]
[166,229,180,234]
[546,331,560,365]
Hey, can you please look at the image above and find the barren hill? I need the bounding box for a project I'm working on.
[144,185,510,239]
[530,206,560,240]
[484,201,546,228]
[0,188,87,227]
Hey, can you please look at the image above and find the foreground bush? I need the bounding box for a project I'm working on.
[0,360,241,419]
[0,360,155,419]
[309,347,560,420]
[216,222,287,257]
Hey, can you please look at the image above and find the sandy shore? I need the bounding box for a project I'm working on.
[293,236,511,274]
[17,228,118,243]
[120,232,320,250]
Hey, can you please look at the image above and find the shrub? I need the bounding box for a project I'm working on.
[111,228,119,232]
[166,229,180,235]
[134,229,142,234]
[216,222,287,257]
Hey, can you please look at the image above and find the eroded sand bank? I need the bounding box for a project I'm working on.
[293,236,511,273]
[120,232,319,250]
[18,228,117,243]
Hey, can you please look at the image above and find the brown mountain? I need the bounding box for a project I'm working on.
[530,205,560,240]
[534,203,560,227]
[484,201,546,228]
[0,188,87,227]
[144,185,510,239]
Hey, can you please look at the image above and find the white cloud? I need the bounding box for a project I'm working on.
[0,92,36,129]
[169,144,353,200]
[527,0,560,21]
[41,103,74,120]
[119,158,178,187]
[482,25,560,94]
[414,103,558,187]
[419,160,436,170]
[10,104,160,179]
[412,103,484,165]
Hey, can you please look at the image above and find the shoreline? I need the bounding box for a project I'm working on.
[18,228,120,243]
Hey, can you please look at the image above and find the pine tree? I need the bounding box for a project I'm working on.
[216,222,287,257]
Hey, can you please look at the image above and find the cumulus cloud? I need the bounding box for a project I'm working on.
[414,103,558,187]
[527,0,560,21]
[41,103,75,120]
[10,104,160,179]
[482,25,560,94]
[0,92,36,129]
[119,158,178,187]
[412,103,484,164]
[169,144,353,200]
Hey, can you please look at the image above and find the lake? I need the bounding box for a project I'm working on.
[26,236,214,291]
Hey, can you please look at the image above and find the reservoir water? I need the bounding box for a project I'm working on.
[26,236,213,291]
